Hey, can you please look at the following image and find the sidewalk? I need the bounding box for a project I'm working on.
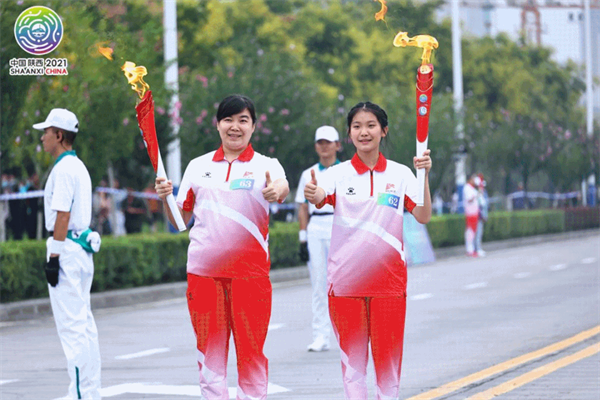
[1,229,597,322]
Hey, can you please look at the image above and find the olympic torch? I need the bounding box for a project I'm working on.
[121,61,187,231]
[393,32,438,206]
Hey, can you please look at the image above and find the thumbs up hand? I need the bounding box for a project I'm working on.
[304,169,322,204]
[262,171,279,203]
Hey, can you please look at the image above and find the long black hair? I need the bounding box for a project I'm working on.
[216,94,257,124]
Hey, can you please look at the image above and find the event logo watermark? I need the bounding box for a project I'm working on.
[14,6,63,55]
[11,6,68,76]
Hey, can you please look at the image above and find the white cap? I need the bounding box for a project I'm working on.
[33,108,79,133]
[315,125,339,142]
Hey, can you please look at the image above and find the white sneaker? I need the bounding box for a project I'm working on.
[477,250,486,257]
[307,337,330,352]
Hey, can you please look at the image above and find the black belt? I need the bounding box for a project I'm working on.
[311,212,333,216]
[48,231,54,237]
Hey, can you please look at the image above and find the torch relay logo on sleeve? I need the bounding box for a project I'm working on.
[10,6,68,76]
[14,6,63,55]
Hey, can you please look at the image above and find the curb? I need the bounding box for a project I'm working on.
[1,229,598,322]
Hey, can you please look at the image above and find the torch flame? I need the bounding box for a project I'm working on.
[121,61,150,99]
[374,0,387,21]
[393,31,438,65]
[97,46,114,61]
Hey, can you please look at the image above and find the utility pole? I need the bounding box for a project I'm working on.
[452,0,467,212]
[164,0,181,188]
[583,0,596,205]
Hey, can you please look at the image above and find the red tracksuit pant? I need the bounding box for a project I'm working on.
[187,274,272,400]
[329,294,407,400]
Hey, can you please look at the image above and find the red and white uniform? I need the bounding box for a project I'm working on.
[462,182,479,254]
[318,153,418,400]
[176,144,285,400]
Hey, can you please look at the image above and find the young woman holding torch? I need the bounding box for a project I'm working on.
[155,95,289,400]
[304,101,432,400]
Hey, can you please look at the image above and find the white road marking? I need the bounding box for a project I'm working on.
[268,323,285,331]
[550,264,567,271]
[514,272,532,279]
[410,293,433,301]
[0,380,19,385]
[464,282,488,290]
[115,347,170,360]
[99,382,290,398]
[581,257,597,264]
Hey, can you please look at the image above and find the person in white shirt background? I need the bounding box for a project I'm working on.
[36,108,102,400]
[295,125,341,352]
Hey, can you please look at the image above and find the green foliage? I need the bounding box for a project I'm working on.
[427,209,566,248]
[427,213,465,247]
[461,34,594,194]
[269,222,301,269]
[0,221,302,302]
[1,0,172,188]
[2,0,595,201]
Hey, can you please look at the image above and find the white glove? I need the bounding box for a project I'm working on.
[87,231,102,253]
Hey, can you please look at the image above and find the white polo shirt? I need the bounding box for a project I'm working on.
[318,153,418,297]
[44,151,92,233]
[176,144,286,278]
[295,161,338,239]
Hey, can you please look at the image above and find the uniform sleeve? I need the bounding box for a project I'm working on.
[269,158,286,182]
[404,169,419,212]
[176,162,195,211]
[50,168,75,212]
[316,166,336,209]
[295,171,307,204]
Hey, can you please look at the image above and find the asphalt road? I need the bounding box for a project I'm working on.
[1,234,599,399]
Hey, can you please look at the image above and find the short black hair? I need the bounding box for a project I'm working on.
[346,102,389,131]
[216,95,256,124]
[54,127,77,146]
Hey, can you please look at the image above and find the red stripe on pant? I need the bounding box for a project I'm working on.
[187,274,272,400]
[329,294,407,400]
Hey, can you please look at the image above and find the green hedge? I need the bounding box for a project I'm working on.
[0,222,300,303]
[427,210,565,248]
[1,209,596,303]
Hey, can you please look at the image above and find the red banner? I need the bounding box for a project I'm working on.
[135,90,159,172]
[416,64,434,144]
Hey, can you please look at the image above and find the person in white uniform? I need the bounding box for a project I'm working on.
[295,126,341,352]
[36,108,102,400]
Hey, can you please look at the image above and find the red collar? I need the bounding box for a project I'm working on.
[351,153,387,174]
[212,144,255,162]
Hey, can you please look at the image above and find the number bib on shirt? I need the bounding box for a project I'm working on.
[230,178,254,190]
[377,192,400,209]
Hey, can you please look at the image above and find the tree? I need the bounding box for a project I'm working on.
[461,34,591,194]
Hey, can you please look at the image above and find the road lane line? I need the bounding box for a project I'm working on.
[465,342,600,400]
[410,293,433,301]
[549,264,567,271]
[0,380,19,385]
[115,347,170,360]
[464,282,488,290]
[513,272,532,279]
[405,325,600,400]
[99,382,290,398]
[581,257,597,264]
